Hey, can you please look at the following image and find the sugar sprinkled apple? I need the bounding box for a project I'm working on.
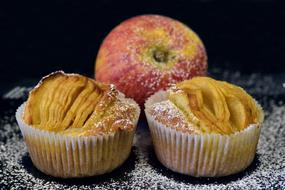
[95,15,207,106]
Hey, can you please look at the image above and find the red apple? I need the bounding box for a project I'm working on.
[95,15,207,106]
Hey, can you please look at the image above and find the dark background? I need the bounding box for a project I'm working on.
[1,0,284,86]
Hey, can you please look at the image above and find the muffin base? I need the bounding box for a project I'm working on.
[145,91,262,177]
[16,102,139,178]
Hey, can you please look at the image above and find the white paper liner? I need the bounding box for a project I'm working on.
[16,101,140,178]
[145,90,263,177]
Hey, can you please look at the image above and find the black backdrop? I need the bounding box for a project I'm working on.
[1,0,284,85]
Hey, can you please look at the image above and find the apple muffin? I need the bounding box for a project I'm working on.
[145,77,264,177]
[16,71,140,178]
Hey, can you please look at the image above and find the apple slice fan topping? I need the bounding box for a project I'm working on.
[23,71,137,135]
[169,77,262,134]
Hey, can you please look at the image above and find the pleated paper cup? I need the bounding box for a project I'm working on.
[145,91,263,177]
[16,101,140,178]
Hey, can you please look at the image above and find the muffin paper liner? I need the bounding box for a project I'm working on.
[145,91,262,177]
[16,102,140,178]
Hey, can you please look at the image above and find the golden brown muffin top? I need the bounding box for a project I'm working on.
[23,71,139,136]
[149,77,263,134]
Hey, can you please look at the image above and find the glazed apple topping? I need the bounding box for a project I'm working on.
[168,77,263,134]
[22,71,138,136]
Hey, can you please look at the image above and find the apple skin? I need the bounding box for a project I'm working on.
[95,15,207,106]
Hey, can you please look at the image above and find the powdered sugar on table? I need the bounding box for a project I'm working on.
[0,69,285,189]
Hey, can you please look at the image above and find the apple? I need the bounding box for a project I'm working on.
[95,15,207,106]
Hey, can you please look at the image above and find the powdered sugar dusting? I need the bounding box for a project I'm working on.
[147,100,198,133]
[1,70,285,189]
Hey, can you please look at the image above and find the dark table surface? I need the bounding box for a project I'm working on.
[0,0,285,189]
[0,69,285,189]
